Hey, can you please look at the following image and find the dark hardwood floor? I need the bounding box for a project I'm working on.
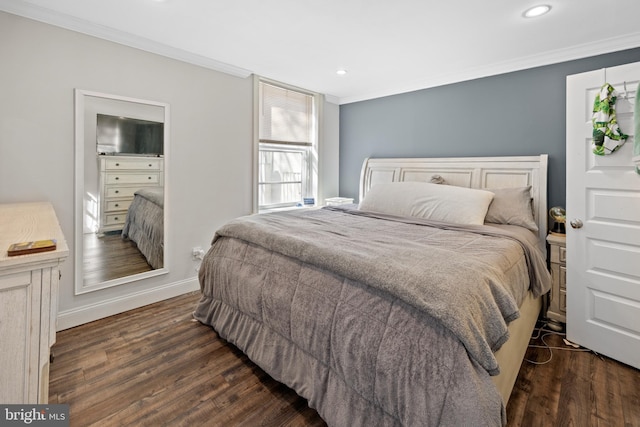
[83,232,152,286]
[49,292,640,426]
[507,327,640,426]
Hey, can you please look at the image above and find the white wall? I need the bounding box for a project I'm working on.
[0,11,339,329]
[320,100,340,203]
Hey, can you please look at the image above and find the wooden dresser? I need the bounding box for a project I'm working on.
[97,155,164,234]
[0,202,68,403]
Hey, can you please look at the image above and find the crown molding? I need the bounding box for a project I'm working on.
[0,0,253,79]
[2,0,638,104]
[324,94,340,105]
[338,32,640,105]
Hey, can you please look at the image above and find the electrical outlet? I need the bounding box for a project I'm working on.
[192,247,205,260]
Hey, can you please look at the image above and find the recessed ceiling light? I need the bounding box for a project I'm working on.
[523,5,551,18]
[336,69,348,76]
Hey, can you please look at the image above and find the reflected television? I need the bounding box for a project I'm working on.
[96,114,164,156]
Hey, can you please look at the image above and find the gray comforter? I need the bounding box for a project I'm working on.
[194,206,551,426]
[121,187,164,269]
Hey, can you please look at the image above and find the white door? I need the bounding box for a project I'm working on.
[566,61,640,369]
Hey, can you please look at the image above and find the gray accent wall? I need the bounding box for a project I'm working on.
[339,48,640,211]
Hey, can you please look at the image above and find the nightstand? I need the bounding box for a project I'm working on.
[546,233,566,325]
[325,197,355,206]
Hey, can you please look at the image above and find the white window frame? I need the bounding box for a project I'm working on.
[258,143,308,209]
[253,76,320,213]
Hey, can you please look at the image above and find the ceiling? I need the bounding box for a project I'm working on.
[2,0,640,104]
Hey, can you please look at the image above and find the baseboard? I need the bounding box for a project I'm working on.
[56,277,200,331]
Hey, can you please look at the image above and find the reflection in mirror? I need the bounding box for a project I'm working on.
[74,90,169,294]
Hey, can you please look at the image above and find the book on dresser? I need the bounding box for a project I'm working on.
[7,239,57,256]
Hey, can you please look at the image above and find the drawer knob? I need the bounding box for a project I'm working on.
[115,177,119,180]
[115,204,119,207]
[148,164,152,167]
[114,217,119,220]
[115,190,119,194]
[115,163,120,166]
[148,176,152,180]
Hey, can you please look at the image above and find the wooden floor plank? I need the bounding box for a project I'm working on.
[554,346,592,427]
[83,232,152,286]
[70,331,216,420]
[590,354,623,427]
[619,360,640,426]
[49,291,640,426]
[507,329,640,427]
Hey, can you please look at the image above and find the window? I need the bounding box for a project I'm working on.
[256,79,319,211]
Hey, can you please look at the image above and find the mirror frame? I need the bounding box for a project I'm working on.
[74,89,170,295]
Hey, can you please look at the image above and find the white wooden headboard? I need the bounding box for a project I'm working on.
[359,155,549,248]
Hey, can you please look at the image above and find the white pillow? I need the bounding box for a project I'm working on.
[359,182,494,225]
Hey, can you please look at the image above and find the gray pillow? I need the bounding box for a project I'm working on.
[484,186,538,231]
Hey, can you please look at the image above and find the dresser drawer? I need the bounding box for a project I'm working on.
[0,271,31,291]
[560,265,566,290]
[105,213,127,225]
[104,158,162,171]
[105,200,132,212]
[106,172,160,185]
[559,246,566,263]
[105,187,138,198]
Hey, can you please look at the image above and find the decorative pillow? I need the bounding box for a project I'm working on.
[359,181,494,225]
[484,186,538,231]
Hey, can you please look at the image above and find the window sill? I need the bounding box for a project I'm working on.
[259,204,317,214]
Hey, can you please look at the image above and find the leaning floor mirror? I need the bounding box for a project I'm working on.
[74,90,169,294]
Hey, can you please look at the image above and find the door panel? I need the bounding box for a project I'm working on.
[590,289,640,335]
[566,61,640,369]
[590,190,640,223]
[587,239,640,277]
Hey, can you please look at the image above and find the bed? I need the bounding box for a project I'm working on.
[194,155,551,426]
[121,187,164,269]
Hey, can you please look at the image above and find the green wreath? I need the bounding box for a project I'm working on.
[592,83,628,156]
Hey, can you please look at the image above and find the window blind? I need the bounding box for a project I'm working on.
[259,82,314,145]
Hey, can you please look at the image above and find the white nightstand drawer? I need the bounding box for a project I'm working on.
[560,247,566,263]
[560,265,566,290]
[560,289,567,313]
